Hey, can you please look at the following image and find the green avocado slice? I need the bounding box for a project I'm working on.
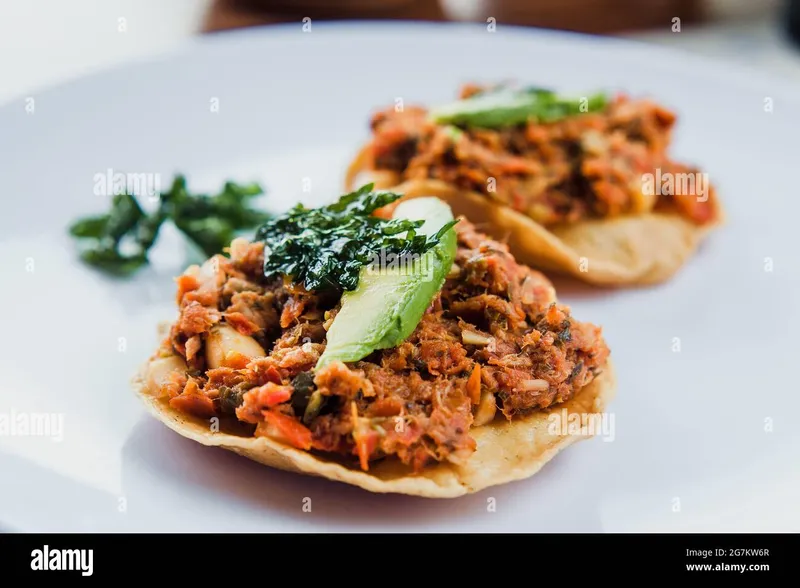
[429,87,608,128]
[316,197,457,369]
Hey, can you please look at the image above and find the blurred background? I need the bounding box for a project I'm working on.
[1,0,798,105]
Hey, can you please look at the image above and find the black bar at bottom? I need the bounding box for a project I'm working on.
[0,533,795,580]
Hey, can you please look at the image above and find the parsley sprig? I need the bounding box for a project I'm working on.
[69,174,270,276]
[256,183,457,293]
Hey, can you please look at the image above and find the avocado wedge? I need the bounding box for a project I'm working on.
[316,197,457,368]
[429,87,608,128]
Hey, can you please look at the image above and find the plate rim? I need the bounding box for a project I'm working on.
[2,20,800,110]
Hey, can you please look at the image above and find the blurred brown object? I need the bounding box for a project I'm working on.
[487,0,706,34]
[204,0,446,32]
[204,0,706,34]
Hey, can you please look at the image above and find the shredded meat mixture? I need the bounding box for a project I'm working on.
[156,221,610,472]
[366,85,717,226]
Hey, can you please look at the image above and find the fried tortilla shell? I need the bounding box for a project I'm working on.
[133,355,615,499]
[346,151,723,285]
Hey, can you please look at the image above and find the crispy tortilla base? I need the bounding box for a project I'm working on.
[133,357,615,498]
[346,149,723,285]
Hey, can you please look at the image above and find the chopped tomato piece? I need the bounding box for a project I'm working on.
[223,311,260,336]
[237,383,291,423]
[280,298,306,328]
[367,397,403,417]
[175,274,200,304]
[264,365,282,384]
[250,383,292,407]
[221,351,251,370]
[261,410,312,450]
[169,389,216,419]
[674,193,716,225]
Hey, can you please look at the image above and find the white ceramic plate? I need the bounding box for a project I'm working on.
[1,22,799,533]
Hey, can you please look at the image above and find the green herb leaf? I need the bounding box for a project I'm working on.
[174,217,237,259]
[256,183,457,293]
[69,173,269,276]
[69,215,110,238]
[79,247,148,277]
[104,193,145,240]
[217,385,246,415]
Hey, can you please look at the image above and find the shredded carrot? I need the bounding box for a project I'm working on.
[262,410,312,450]
[356,432,378,472]
[351,402,377,471]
